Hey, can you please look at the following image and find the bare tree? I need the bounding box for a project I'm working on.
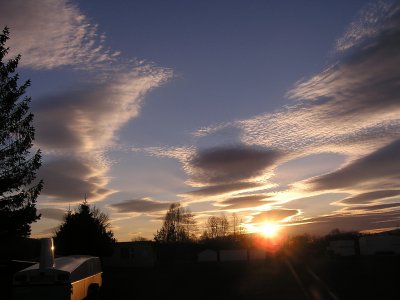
[204,214,230,239]
[154,203,197,243]
[231,213,244,236]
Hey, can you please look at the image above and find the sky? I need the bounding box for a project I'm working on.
[1,0,400,241]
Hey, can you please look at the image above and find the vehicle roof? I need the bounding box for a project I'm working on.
[23,255,98,274]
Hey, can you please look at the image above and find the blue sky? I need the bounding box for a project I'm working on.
[1,0,400,241]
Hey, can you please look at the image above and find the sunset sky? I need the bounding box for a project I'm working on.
[1,0,400,241]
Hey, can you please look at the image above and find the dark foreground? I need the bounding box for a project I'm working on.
[3,255,400,299]
[100,255,400,300]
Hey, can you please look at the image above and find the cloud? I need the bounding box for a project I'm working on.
[251,209,299,224]
[30,53,171,204]
[31,226,58,238]
[182,182,262,198]
[110,198,172,213]
[187,145,281,185]
[218,194,273,210]
[288,210,400,235]
[34,69,171,154]
[336,0,400,51]
[195,2,400,161]
[38,208,67,221]
[31,69,171,203]
[0,0,173,205]
[187,4,400,212]
[347,202,400,212]
[37,156,114,203]
[339,190,400,205]
[307,139,400,191]
[0,0,118,69]
[143,144,281,199]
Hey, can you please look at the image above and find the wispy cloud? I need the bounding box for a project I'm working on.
[182,182,264,198]
[337,190,400,205]
[251,209,299,224]
[287,210,400,235]
[306,139,400,192]
[218,194,274,210]
[346,202,400,212]
[0,0,119,69]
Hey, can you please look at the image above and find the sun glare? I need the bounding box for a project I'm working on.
[259,222,280,238]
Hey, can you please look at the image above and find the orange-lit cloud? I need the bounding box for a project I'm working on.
[251,209,299,224]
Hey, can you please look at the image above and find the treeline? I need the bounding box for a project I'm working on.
[153,203,246,244]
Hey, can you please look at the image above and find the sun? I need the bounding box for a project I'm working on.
[259,222,280,238]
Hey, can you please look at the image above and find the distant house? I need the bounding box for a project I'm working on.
[359,235,400,255]
[103,241,156,267]
[198,248,268,262]
[327,240,356,256]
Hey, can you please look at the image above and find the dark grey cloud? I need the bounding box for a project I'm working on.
[252,209,299,223]
[189,145,281,185]
[110,199,172,213]
[38,208,66,221]
[340,190,400,205]
[38,157,113,203]
[183,182,261,197]
[219,194,273,210]
[308,139,400,191]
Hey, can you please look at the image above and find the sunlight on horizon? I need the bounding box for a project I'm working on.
[259,222,280,238]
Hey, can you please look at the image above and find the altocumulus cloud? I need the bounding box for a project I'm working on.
[0,0,118,69]
[0,0,173,204]
[185,1,400,226]
[196,1,400,159]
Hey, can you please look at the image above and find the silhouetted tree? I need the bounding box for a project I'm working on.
[0,27,42,239]
[54,200,115,257]
[203,214,230,239]
[154,203,197,243]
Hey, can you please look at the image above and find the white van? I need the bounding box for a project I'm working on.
[13,239,102,300]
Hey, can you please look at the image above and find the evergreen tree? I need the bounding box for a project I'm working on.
[0,27,42,239]
[154,203,197,243]
[54,200,115,257]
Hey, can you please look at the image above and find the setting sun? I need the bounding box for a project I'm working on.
[259,223,280,238]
